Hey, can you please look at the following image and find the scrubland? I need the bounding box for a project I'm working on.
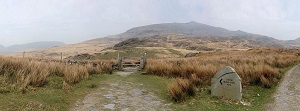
[1,48,300,110]
[145,48,300,100]
[0,57,112,93]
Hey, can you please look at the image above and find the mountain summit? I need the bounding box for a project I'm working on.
[121,21,247,38]
[0,44,4,49]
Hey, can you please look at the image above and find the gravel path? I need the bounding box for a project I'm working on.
[70,71,172,111]
[267,64,300,111]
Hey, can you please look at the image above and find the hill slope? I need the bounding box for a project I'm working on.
[0,44,4,49]
[286,37,300,47]
[7,40,119,59]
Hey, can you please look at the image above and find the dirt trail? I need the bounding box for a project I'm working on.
[267,64,300,111]
[70,70,172,111]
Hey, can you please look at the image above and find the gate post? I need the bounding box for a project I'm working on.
[143,52,147,69]
[139,56,144,70]
[139,52,147,70]
[117,53,123,71]
[118,57,124,71]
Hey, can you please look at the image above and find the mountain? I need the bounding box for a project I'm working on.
[6,40,117,59]
[87,21,284,49]
[285,37,300,47]
[7,21,298,59]
[0,44,4,49]
[122,21,246,37]
[70,21,290,60]
[121,21,274,38]
[89,21,268,40]
[109,21,285,49]
[0,41,65,54]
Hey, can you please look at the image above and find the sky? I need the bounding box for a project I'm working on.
[0,0,300,46]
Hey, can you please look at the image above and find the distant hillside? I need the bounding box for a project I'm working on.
[286,37,300,47]
[0,41,65,54]
[0,44,4,49]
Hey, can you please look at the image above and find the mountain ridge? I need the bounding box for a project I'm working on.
[0,44,4,49]
[86,21,282,47]
[96,21,285,50]
[0,41,65,54]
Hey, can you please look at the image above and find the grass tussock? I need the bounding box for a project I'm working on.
[0,57,113,92]
[86,63,113,75]
[63,65,89,85]
[168,78,195,101]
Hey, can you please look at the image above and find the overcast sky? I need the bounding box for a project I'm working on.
[0,0,299,46]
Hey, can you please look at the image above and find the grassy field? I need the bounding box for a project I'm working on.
[145,48,300,100]
[0,56,112,110]
[0,48,299,110]
[123,72,280,111]
[0,66,295,111]
[0,57,112,92]
[1,72,275,111]
[66,47,189,60]
[0,74,112,110]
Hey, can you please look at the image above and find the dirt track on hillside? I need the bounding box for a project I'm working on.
[267,64,300,111]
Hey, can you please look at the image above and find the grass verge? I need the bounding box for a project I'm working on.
[129,72,279,111]
[0,74,111,111]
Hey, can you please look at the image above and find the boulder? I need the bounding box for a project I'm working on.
[211,66,242,101]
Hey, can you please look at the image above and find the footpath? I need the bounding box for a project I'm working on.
[70,69,172,111]
[267,65,300,111]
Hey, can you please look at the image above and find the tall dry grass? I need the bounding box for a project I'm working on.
[147,48,300,101]
[85,63,113,75]
[63,65,89,85]
[146,48,300,88]
[0,56,113,92]
[168,78,195,101]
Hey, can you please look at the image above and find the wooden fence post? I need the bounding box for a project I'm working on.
[117,53,124,71]
[143,52,147,69]
[119,57,124,71]
[139,56,144,70]
[118,53,120,60]
[60,52,63,63]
